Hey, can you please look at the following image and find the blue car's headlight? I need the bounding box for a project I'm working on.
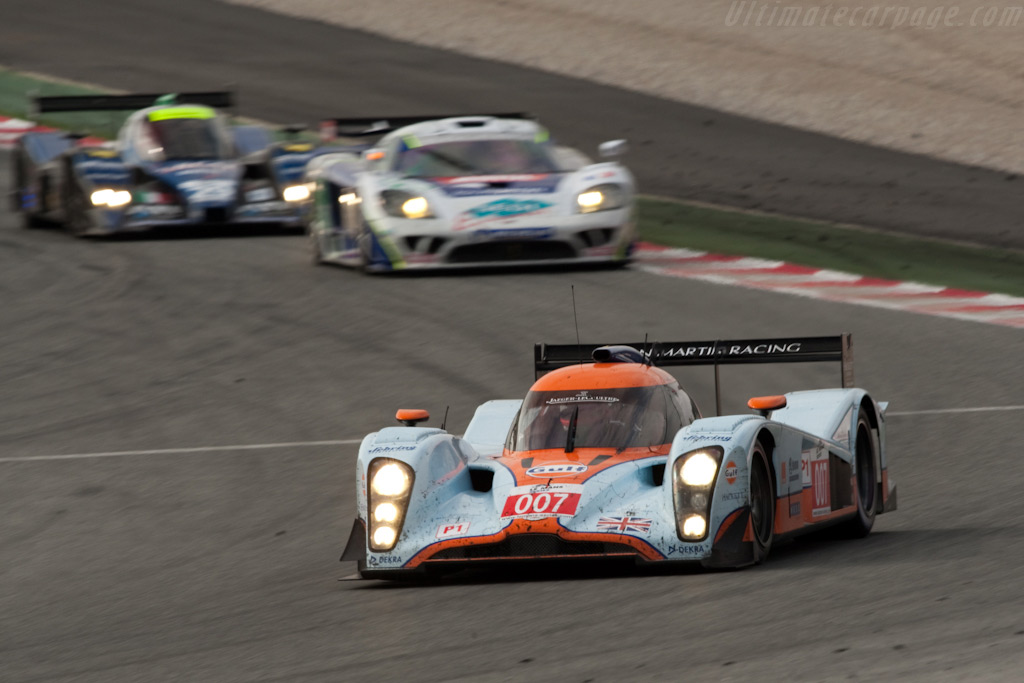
[673,446,724,541]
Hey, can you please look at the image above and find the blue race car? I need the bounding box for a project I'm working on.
[10,92,322,235]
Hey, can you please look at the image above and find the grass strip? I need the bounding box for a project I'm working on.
[638,198,1024,298]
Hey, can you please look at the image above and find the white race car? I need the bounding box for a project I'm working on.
[302,115,636,271]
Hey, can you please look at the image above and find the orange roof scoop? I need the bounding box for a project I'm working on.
[395,409,430,426]
[747,395,787,417]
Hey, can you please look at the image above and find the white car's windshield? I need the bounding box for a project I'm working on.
[396,139,558,177]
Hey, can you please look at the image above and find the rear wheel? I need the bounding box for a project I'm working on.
[749,443,775,563]
[836,407,878,538]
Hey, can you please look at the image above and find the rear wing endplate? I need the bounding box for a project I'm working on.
[534,334,854,415]
[321,113,532,139]
[33,91,235,114]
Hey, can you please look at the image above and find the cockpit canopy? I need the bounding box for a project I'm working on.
[130,105,235,162]
[506,382,698,452]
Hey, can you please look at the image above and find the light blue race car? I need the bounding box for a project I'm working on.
[342,334,897,579]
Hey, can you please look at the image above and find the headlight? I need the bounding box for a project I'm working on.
[672,446,724,542]
[682,514,707,539]
[576,183,625,213]
[367,458,415,552]
[381,190,433,219]
[371,462,411,496]
[90,189,132,208]
[282,184,311,202]
[680,452,718,486]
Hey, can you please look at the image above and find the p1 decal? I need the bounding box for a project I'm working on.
[525,463,588,478]
[724,461,738,485]
[435,522,470,540]
[811,460,831,517]
[501,484,582,519]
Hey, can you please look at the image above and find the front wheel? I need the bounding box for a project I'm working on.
[749,442,775,563]
[835,407,878,538]
[63,180,94,237]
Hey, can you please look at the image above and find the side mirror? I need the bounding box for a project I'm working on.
[598,139,628,158]
[747,395,787,417]
[396,409,430,426]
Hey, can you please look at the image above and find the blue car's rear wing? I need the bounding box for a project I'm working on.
[534,334,854,415]
[323,113,532,138]
[33,91,234,114]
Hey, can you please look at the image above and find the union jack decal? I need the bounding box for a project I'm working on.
[597,516,652,534]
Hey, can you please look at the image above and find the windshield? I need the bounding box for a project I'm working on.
[507,384,693,452]
[140,116,233,161]
[395,139,559,177]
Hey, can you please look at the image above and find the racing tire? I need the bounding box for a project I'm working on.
[834,407,878,538]
[749,442,775,564]
[63,179,93,238]
[308,226,326,266]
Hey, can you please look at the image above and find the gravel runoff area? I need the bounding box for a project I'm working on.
[226,0,1024,175]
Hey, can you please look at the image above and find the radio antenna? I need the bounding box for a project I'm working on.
[571,285,583,366]
[642,333,649,365]
[440,405,450,431]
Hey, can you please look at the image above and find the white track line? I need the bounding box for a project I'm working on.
[887,405,1024,417]
[3,407,1023,463]
[0,439,363,463]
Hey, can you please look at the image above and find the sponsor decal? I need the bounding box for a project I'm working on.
[284,143,314,152]
[659,342,802,359]
[368,445,416,454]
[680,433,732,442]
[811,459,831,517]
[179,179,236,204]
[435,522,470,540]
[124,205,183,219]
[367,555,403,566]
[666,543,707,557]
[245,187,276,202]
[546,391,619,405]
[789,501,801,516]
[721,490,746,502]
[454,198,552,231]
[596,516,652,534]
[86,149,118,159]
[472,227,553,240]
[501,483,582,519]
[832,407,853,446]
[781,461,786,481]
[724,461,738,485]
[788,457,801,483]
[525,463,588,478]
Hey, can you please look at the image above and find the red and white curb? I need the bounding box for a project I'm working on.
[3,118,1020,329]
[0,115,104,147]
[633,243,1024,329]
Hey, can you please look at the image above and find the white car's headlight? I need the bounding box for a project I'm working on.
[576,183,626,213]
[90,189,132,208]
[367,458,415,552]
[381,190,433,219]
[282,184,311,202]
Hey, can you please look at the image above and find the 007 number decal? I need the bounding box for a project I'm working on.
[501,484,583,518]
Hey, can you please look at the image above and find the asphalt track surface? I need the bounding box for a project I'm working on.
[1,0,1023,249]
[1,2,1024,682]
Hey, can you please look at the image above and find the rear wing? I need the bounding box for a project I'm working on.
[320,113,532,139]
[534,334,854,415]
[33,91,235,114]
